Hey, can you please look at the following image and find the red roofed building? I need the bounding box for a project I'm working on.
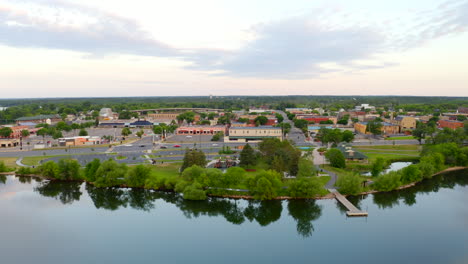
[438,120,464,129]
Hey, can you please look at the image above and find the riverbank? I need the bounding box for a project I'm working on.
[2,166,466,201]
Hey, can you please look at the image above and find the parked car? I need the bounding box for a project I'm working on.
[173,145,181,148]
[160,146,167,149]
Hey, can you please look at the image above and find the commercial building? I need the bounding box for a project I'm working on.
[227,126,282,142]
[354,122,400,135]
[58,136,101,147]
[0,126,34,139]
[438,120,464,129]
[285,108,313,114]
[16,114,61,125]
[296,115,337,124]
[307,126,333,136]
[176,125,227,135]
[0,138,20,148]
[99,120,155,128]
[147,113,179,121]
[387,116,417,132]
[238,115,277,126]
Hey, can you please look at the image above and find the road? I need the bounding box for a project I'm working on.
[276,110,315,147]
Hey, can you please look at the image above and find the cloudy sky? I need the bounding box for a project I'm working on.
[1,0,467,98]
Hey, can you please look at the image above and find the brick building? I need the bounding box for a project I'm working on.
[438,120,464,129]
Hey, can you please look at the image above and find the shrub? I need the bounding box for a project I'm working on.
[372,171,402,192]
[126,165,151,187]
[93,159,128,187]
[57,159,82,180]
[325,149,346,169]
[400,165,422,184]
[335,173,362,195]
[289,177,322,198]
[39,161,60,179]
[144,175,165,189]
[16,167,32,175]
[247,170,282,200]
[183,182,207,200]
[175,180,191,193]
[0,161,8,172]
[84,159,101,182]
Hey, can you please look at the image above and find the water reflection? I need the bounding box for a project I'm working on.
[34,180,82,205]
[372,169,468,209]
[288,200,322,237]
[0,175,6,184]
[21,169,467,238]
[244,200,282,226]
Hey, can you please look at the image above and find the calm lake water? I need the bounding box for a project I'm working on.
[1,170,467,264]
[363,161,413,176]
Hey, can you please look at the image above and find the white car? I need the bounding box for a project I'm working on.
[186,136,192,138]
[212,143,219,146]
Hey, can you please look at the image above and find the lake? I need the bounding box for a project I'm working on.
[362,161,413,176]
[0,170,467,264]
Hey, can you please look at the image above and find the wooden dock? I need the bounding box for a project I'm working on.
[329,189,368,217]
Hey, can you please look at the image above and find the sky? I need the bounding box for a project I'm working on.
[0,0,468,98]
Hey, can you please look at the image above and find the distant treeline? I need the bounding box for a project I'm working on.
[0,96,467,124]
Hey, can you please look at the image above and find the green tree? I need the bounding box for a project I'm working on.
[275,113,284,123]
[278,122,291,135]
[371,157,385,177]
[78,129,88,136]
[324,148,346,168]
[247,170,282,200]
[0,127,13,137]
[71,123,81,135]
[221,167,247,187]
[293,119,309,130]
[125,164,151,187]
[342,130,354,143]
[56,121,71,132]
[84,159,101,182]
[412,121,427,144]
[400,165,422,184]
[136,130,144,139]
[297,158,315,178]
[366,120,383,137]
[57,159,82,180]
[183,182,207,200]
[21,129,30,137]
[211,132,223,141]
[372,171,401,191]
[94,159,128,187]
[0,161,8,173]
[335,173,362,195]
[254,115,268,126]
[239,143,256,168]
[121,127,132,137]
[40,161,60,179]
[289,177,322,198]
[181,149,207,171]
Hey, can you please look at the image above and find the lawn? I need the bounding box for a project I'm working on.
[354,145,421,151]
[21,156,55,166]
[0,157,19,169]
[384,136,417,140]
[354,145,421,163]
[150,162,182,178]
